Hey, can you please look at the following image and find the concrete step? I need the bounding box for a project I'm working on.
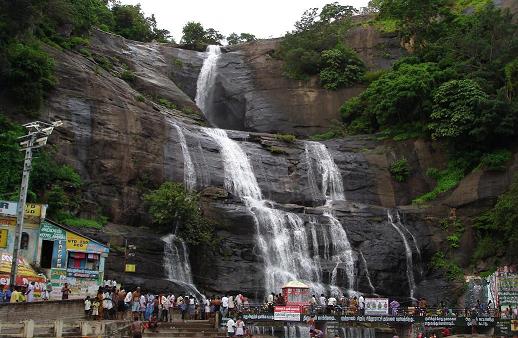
[143,333,226,338]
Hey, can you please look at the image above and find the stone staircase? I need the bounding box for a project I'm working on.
[143,320,226,338]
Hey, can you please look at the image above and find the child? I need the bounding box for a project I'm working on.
[84,296,92,318]
[91,297,100,320]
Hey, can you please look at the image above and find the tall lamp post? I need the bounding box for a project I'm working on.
[10,120,62,287]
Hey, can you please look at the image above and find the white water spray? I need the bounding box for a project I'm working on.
[172,123,197,191]
[387,210,416,299]
[195,45,221,115]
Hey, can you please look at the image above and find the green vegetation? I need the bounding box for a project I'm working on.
[157,97,177,110]
[0,114,86,222]
[413,159,469,204]
[431,251,464,281]
[0,0,171,115]
[310,121,348,141]
[135,94,145,102]
[267,146,288,155]
[339,2,517,151]
[227,33,256,45]
[473,174,518,260]
[120,69,136,82]
[276,3,365,88]
[275,134,297,143]
[389,158,410,182]
[62,216,106,229]
[440,217,465,249]
[144,182,214,246]
[181,22,224,51]
[479,150,512,171]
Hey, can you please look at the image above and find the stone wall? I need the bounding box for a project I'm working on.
[0,299,84,323]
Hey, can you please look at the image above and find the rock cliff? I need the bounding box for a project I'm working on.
[22,28,515,300]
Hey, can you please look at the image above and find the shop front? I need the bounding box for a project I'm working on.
[38,220,109,298]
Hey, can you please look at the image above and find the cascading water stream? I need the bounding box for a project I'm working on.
[359,250,377,295]
[172,123,197,191]
[203,128,329,295]
[305,141,356,293]
[387,210,416,299]
[195,45,222,117]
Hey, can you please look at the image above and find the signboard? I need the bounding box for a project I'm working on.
[40,221,66,241]
[52,240,67,268]
[0,201,43,217]
[125,264,136,272]
[365,298,389,315]
[67,268,99,279]
[274,306,301,321]
[499,274,518,306]
[496,320,511,336]
[0,201,17,216]
[0,229,7,248]
[66,232,90,251]
[0,217,16,226]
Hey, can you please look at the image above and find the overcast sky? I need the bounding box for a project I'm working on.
[119,0,370,42]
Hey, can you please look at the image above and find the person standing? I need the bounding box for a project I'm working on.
[361,296,367,315]
[61,283,71,300]
[226,317,236,337]
[84,296,92,318]
[235,317,245,337]
[221,294,229,317]
[25,282,35,302]
[161,294,170,322]
[319,294,327,312]
[228,295,235,315]
[390,299,400,316]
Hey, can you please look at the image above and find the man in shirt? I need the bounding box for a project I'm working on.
[226,317,235,337]
[221,295,229,317]
[358,295,365,315]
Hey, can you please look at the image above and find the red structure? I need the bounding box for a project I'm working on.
[281,280,310,306]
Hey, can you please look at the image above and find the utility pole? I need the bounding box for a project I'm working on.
[10,120,62,287]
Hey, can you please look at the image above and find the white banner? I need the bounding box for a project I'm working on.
[274,306,301,321]
[0,201,17,216]
[365,298,389,315]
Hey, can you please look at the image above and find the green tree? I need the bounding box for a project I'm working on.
[429,80,488,142]
[204,28,224,45]
[227,32,256,45]
[111,4,153,42]
[181,21,206,49]
[319,2,357,23]
[319,43,365,90]
[144,182,214,245]
[2,41,56,113]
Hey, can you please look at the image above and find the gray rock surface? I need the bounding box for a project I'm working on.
[17,29,514,301]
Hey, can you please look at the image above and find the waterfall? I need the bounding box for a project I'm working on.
[162,233,193,284]
[203,128,331,294]
[162,233,204,299]
[305,141,356,293]
[195,45,221,116]
[172,123,197,191]
[359,250,377,295]
[387,210,416,299]
[304,141,345,201]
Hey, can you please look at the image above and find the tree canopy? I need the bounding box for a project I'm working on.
[181,21,224,50]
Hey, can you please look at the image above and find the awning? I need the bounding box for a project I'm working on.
[0,253,46,286]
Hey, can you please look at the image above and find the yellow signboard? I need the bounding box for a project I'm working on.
[0,229,7,248]
[66,232,90,251]
[24,204,42,217]
[125,264,136,273]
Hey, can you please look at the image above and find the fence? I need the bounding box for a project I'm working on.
[0,319,130,338]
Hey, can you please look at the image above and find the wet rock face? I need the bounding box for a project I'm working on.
[207,28,403,137]
[30,29,517,301]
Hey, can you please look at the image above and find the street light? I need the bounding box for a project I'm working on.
[10,120,62,287]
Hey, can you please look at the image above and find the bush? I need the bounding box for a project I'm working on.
[144,182,214,245]
[389,158,410,182]
[157,97,177,110]
[3,41,56,113]
[413,159,469,204]
[275,134,297,143]
[267,146,287,155]
[431,251,464,281]
[135,95,145,102]
[120,69,136,82]
[319,44,365,90]
[479,150,512,171]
